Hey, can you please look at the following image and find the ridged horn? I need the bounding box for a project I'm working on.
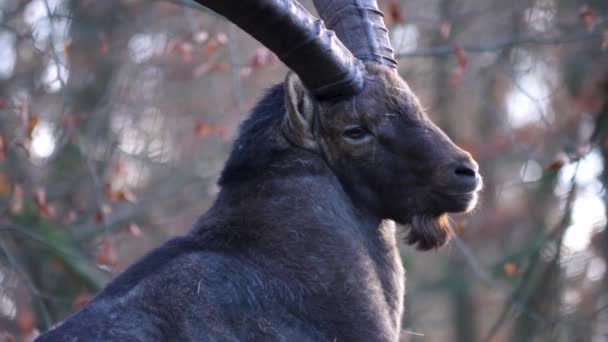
[191,0,365,99]
[312,0,397,68]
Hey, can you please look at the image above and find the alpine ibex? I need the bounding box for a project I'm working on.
[38,0,482,340]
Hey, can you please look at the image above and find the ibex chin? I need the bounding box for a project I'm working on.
[37,0,482,341]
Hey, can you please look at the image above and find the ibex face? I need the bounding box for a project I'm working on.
[284,64,482,250]
[185,0,482,251]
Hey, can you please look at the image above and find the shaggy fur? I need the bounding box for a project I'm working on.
[37,84,405,341]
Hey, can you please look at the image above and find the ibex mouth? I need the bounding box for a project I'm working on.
[451,192,479,213]
[431,189,480,214]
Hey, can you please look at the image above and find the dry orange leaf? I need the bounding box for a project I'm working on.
[127,222,143,238]
[16,311,35,334]
[194,122,215,137]
[1,333,16,342]
[547,152,569,171]
[64,210,78,224]
[73,294,93,310]
[454,224,465,235]
[99,35,109,54]
[179,42,194,62]
[0,174,9,197]
[104,183,116,201]
[96,239,118,266]
[63,40,72,56]
[116,190,136,203]
[215,32,228,45]
[193,31,209,44]
[217,127,228,139]
[250,48,277,70]
[389,0,405,24]
[579,5,597,31]
[10,184,23,214]
[0,135,6,161]
[503,262,517,277]
[440,21,451,39]
[105,183,136,203]
[94,204,112,224]
[33,188,46,207]
[112,161,126,176]
[27,116,39,139]
[454,45,468,70]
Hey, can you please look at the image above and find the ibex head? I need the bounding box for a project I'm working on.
[198,0,482,250]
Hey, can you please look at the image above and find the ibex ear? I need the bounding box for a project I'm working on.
[283,72,318,150]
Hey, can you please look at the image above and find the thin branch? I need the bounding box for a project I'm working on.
[0,239,52,327]
[481,162,579,342]
[397,30,602,58]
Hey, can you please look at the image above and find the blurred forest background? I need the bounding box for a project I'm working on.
[0,0,606,341]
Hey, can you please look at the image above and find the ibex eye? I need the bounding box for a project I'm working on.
[343,126,369,140]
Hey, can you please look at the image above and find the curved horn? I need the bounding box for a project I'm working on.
[191,0,364,99]
[312,0,397,68]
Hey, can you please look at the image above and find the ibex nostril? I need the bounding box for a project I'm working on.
[454,165,476,178]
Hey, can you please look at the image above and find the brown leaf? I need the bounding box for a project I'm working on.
[194,122,215,137]
[1,333,16,342]
[63,40,72,56]
[579,5,597,31]
[454,224,465,235]
[503,262,517,277]
[193,31,209,44]
[0,135,6,161]
[16,311,35,334]
[19,101,29,125]
[93,204,112,224]
[203,40,219,57]
[240,66,253,78]
[33,188,46,208]
[449,45,469,84]
[64,210,78,224]
[9,184,23,214]
[0,97,6,110]
[210,63,229,72]
[27,116,39,139]
[215,32,228,45]
[0,174,9,197]
[104,183,117,201]
[547,152,569,171]
[96,239,118,266]
[179,42,194,62]
[250,48,277,69]
[453,45,469,70]
[112,161,126,176]
[62,115,83,130]
[99,35,109,54]
[39,203,56,219]
[440,21,451,39]
[127,222,143,238]
[115,190,136,203]
[389,0,405,24]
[217,127,228,139]
[73,294,93,310]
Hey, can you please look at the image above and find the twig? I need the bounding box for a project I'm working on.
[481,161,579,342]
[0,239,52,327]
[397,30,602,58]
